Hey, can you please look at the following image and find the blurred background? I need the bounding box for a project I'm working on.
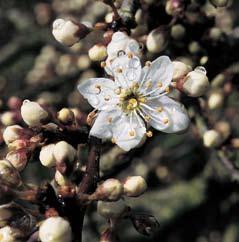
[0,0,239,242]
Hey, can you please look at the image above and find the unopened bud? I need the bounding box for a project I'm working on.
[7,97,22,110]
[146,28,167,53]
[95,179,123,201]
[179,67,209,97]
[171,24,185,40]
[53,141,76,163]
[6,150,28,171]
[52,19,90,46]
[208,90,224,110]
[209,0,229,7]
[215,121,231,141]
[123,176,147,197]
[0,226,23,242]
[3,125,24,145]
[40,144,56,168]
[203,130,221,148]
[188,41,201,54]
[57,108,75,125]
[0,159,21,187]
[165,0,184,15]
[1,112,18,126]
[97,200,127,219]
[172,61,192,81]
[39,217,72,242]
[21,100,48,126]
[89,44,107,62]
[55,171,69,186]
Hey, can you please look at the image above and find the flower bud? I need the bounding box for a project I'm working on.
[21,100,48,126]
[215,121,231,141]
[171,24,185,40]
[0,159,21,187]
[179,67,209,97]
[88,44,107,62]
[39,217,72,242]
[0,226,23,242]
[3,125,24,145]
[165,0,184,15]
[39,144,56,168]
[1,112,18,126]
[52,19,90,46]
[95,179,123,201]
[123,176,147,197]
[6,150,28,171]
[146,28,167,53]
[55,171,69,186]
[97,200,127,219]
[203,130,221,148]
[57,108,75,125]
[208,90,224,110]
[53,141,76,163]
[172,61,192,81]
[7,97,22,111]
[188,41,201,54]
[209,0,229,7]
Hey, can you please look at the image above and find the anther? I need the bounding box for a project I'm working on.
[163,118,169,124]
[100,61,106,68]
[146,131,153,137]
[127,52,133,59]
[114,87,121,95]
[157,82,163,88]
[128,130,136,137]
[108,117,113,123]
[144,115,151,122]
[145,61,151,67]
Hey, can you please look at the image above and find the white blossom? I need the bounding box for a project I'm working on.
[78,54,190,151]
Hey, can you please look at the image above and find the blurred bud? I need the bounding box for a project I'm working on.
[3,125,25,145]
[0,226,23,242]
[57,108,75,125]
[52,19,90,46]
[203,130,221,148]
[209,27,223,41]
[208,90,224,110]
[77,55,91,70]
[0,159,21,187]
[171,24,185,40]
[1,112,18,126]
[55,171,69,186]
[7,97,22,110]
[209,0,229,7]
[88,44,107,62]
[146,28,167,53]
[188,41,201,54]
[211,74,225,88]
[215,121,231,141]
[39,217,72,242]
[53,141,76,163]
[178,67,209,97]
[165,0,184,15]
[95,179,123,201]
[100,228,119,242]
[97,200,127,219]
[40,144,56,168]
[6,149,28,171]
[123,176,147,197]
[200,56,208,66]
[105,12,114,23]
[34,3,52,26]
[172,61,192,81]
[21,100,48,126]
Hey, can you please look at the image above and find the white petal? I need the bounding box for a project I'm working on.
[78,78,119,111]
[125,39,141,56]
[111,54,142,88]
[142,96,190,133]
[140,56,173,95]
[111,112,146,151]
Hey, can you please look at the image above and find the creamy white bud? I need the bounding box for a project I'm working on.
[1,112,16,126]
[0,226,22,242]
[208,90,224,110]
[3,125,24,145]
[39,144,56,167]
[97,200,127,219]
[57,108,75,124]
[203,130,221,148]
[88,45,107,62]
[55,170,69,186]
[52,19,79,46]
[21,100,48,126]
[173,61,192,80]
[53,141,76,163]
[123,176,147,197]
[95,179,123,201]
[39,217,72,242]
[146,29,166,53]
[182,67,209,97]
[215,121,231,141]
[171,24,185,40]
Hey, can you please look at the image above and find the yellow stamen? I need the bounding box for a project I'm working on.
[127,98,138,110]
[100,61,106,68]
[157,82,163,88]
[165,87,170,93]
[108,117,112,123]
[116,67,123,73]
[146,81,152,88]
[156,107,163,112]
[114,88,121,95]
[163,118,169,124]
[145,61,151,67]
[127,52,133,59]
[128,130,136,137]
[146,131,153,137]
[104,95,110,101]
[145,115,151,122]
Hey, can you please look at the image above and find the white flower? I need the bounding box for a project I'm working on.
[78,54,190,151]
[104,31,141,75]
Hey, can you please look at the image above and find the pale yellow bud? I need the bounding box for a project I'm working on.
[215,121,231,141]
[39,144,56,167]
[208,90,224,110]
[88,45,107,62]
[171,24,185,40]
[172,61,192,80]
[55,171,69,186]
[21,100,48,126]
[146,29,167,53]
[123,176,147,197]
[3,125,24,145]
[97,200,127,219]
[39,217,72,242]
[57,108,75,124]
[203,130,221,148]
[1,112,16,126]
[53,141,76,163]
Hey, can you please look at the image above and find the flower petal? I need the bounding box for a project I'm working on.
[110,54,142,89]
[111,112,146,151]
[140,56,173,95]
[141,96,190,133]
[78,78,119,111]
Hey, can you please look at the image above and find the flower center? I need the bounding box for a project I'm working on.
[127,98,138,110]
